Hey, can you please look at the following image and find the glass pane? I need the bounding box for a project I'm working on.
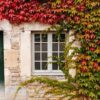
[60,34,65,42]
[53,34,58,42]
[35,62,40,70]
[59,43,65,51]
[42,34,47,42]
[35,53,40,60]
[35,43,40,51]
[59,52,64,60]
[52,63,58,70]
[35,34,40,42]
[42,53,47,60]
[42,62,47,70]
[52,53,58,60]
[42,43,47,51]
[52,43,58,51]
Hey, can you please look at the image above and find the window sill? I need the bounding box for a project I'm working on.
[32,70,64,76]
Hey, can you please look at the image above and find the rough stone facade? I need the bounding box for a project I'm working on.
[0,19,72,100]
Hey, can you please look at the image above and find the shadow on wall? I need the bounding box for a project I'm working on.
[0,83,5,99]
[0,83,4,92]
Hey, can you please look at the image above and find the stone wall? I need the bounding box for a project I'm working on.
[0,19,76,100]
[2,20,21,99]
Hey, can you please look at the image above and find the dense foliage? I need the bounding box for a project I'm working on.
[0,0,100,99]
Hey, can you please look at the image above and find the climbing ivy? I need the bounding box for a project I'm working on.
[0,0,100,100]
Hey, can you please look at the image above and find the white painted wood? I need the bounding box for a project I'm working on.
[33,70,64,75]
[48,33,52,71]
[32,33,64,75]
[31,33,35,74]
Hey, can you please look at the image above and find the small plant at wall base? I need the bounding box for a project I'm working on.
[0,0,99,100]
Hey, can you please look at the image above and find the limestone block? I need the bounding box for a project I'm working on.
[4,50,19,68]
[20,30,31,76]
[28,98,48,100]
[11,32,20,50]
[11,41,19,50]
[9,67,20,73]
[4,31,12,50]
[23,22,50,31]
[11,73,20,77]
[0,19,12,31]
[48,98,61,100]
[5,68,11,86]
[5,86,27,100]
[12,25,21,32]
[69,68,76,78]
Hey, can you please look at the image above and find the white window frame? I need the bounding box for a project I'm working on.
[32,32,64,76]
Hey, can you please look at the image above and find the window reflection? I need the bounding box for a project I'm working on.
[42,34,47,42]
[35,62,40,70]
[52,63,58,70]
[35,43,40,51]
[42,43,47,51]
[52,43,58,51]
[42,53,47,60]
[53,34,58,42]
[59,43,64,51]
[60,34,65,42]
[35,53,40,60]
[35,34,40,42]
[42,62,47,70]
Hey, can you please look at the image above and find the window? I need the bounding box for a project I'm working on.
[32,32,65,75]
